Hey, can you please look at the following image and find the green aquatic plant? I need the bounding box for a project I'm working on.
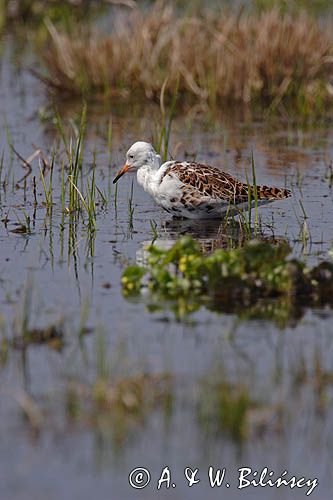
[39,156,54,210]
[68,176,96,230]
[149,219,158,245]
[156,76,179,162]
[127,179,135,232]
[107,116,113,169]
[122,237,294,297]
[121,237,333,322]
[238,151,261,238]
[325,161,333,188]
[55,104,105,232]
[0,150,4,196]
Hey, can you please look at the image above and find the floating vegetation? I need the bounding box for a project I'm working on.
[41,4,333,116]
[122,237,333,322]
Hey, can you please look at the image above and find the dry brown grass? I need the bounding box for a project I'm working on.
[42,3,333,113]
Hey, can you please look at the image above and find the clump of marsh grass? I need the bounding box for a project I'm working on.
[65,373,172,446]
[56,105,106,232]
[42,4,333,115]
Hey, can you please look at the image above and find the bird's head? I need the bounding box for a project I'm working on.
[113,141,161,184]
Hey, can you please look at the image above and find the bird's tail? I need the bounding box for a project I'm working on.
[254,185,292,200]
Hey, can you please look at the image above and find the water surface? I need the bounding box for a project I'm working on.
[0,38,333,500]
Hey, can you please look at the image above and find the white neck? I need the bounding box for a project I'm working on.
[136,155,161,194]
[137,164,156,194]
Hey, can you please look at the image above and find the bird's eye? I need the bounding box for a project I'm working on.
[129,154,134,160]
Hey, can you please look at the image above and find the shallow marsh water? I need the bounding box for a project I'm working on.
[1,38,333,500]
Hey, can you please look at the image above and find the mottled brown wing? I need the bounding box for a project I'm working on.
[163,162,291,203]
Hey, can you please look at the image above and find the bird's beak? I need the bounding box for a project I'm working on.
[113,164,129,184]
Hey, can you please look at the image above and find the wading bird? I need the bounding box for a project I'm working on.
[113,141,291,219]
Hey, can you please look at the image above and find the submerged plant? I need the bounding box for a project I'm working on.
[198,380,251,442]
[11,324,65,351]
[65,373,172,447]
